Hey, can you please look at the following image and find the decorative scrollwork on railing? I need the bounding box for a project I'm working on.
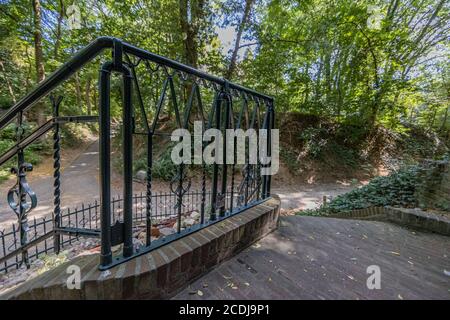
[7,161,37,268]
[237,164,256,207]
[7,163,37,216]
[170,168,192,211]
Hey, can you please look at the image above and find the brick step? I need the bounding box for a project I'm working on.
[1,196,280,300]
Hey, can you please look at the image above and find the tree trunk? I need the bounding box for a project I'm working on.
[25,46,32,91]
[75,72,82,110]
[225,0,254,80]
[54,0,64,60]
[429,106,437,132]
[93,82,98,114]
[32,0,46,125]
[179,0,201,68]
[179,0,205,114]
[0,60,17,104]
[85,76,92,115]
[440,105,449,133]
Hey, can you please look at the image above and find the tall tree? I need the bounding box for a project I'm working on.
[179,0,206,68]
[32,0,45,125]
[225,0,254,80]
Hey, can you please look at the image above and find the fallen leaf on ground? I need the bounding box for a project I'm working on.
[197,290,204,296]
[389,251,401,256]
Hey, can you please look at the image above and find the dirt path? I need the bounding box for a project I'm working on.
[272,183,359,213]
[0,141,100,228]
[0,140,361,228]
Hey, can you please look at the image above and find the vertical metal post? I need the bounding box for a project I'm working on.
[122,67,133,258]
[243,99,249,206]
[229,118,236,212]
[17,159,29,267]
[200,143,206,224]
[99,63,112,267]
[176,163,184,233]
[16,111,29,268]
[146,133,153,246]
[261,108,268,199]
[210,93,222,221]
[266,102,274,197]
[52,96,62,253]
[219,90,231,217]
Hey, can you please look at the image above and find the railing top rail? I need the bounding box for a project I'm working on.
[0,36,274,131]
[122,42,274,101]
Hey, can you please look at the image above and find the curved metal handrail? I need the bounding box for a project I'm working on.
[0,37,273,131]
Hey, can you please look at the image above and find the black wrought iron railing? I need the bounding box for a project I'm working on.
[0,37,275,272]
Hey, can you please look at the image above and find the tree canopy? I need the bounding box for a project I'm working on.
[0,0,448,132]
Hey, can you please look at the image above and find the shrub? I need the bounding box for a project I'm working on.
[134,143,178,181]
[300,165,420,216]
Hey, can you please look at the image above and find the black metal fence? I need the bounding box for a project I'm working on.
[0,190,235,273]
[0,37,274,272]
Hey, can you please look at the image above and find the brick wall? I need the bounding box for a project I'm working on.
[2,196,281,300]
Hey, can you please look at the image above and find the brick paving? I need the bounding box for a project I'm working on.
[174,216,450,300]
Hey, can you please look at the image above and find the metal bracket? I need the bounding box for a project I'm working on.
[113,39,123,70]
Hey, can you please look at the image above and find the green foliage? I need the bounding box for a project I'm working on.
[297,122,361,167]
[134,143,178,181]
[0,122,52,182]
[300,127,329,159]
[301,165,420,216]
[0,0,448,187]
[280,145,300,174]
[240,0,449,131]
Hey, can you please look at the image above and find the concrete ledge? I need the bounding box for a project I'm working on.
[327,206,450,236]
[1,196,280,300]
